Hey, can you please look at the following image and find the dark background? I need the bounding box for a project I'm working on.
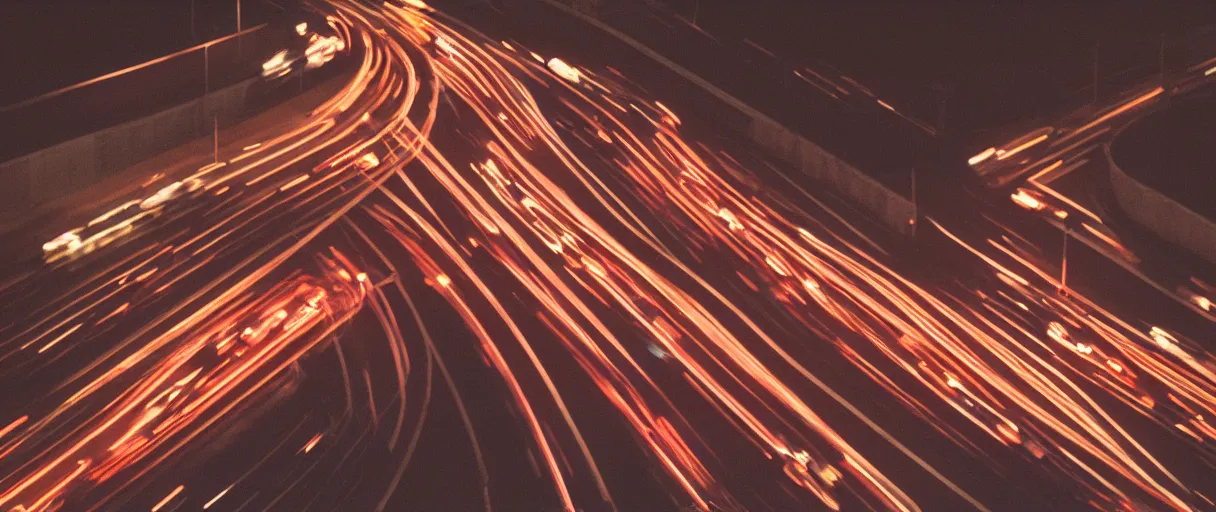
[655,0,1216,142]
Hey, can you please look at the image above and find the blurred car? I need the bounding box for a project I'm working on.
[43,201,146,264]
[261,49,296,79]
[42,179,204,264]
[140,178,203,211]
[305,34,345,70]
[260,18,346,82]
[546,57,581,84]
[354,152,380,171]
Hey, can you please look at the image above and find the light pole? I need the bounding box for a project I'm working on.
[1059,228,1069,294]
[692,0,699,26]
[237,0,243,57]
[1159,32,1166,85]
[190,0,197,43]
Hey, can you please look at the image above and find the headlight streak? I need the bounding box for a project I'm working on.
[557,64,1211,509]
[368,8,937,512]
[374,4,1212,510]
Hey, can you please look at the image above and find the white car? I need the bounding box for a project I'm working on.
[42,213,140,264]
[434,36,458,58]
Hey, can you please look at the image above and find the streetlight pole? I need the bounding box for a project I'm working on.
[1059,228,1069,294]
[692,0,699,27]
[190,0,197,43]
[204,44,210,143]
[237,0,243,58]
[910,167,917,230]
[1159,32,1166,85]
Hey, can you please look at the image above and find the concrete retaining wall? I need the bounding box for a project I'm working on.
[1108,149,1216,265]
[0,78,255,214]
[749,116,916,237]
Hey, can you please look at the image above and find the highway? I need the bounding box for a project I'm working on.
[0,1,1214,511]
[968,60,1216,324]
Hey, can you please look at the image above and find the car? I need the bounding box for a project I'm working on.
[261,50,295,79]
[43,204,144,264]
[434,36,458,58]
[354,152,380,171]
[546,58,581,84]
[42,229,84,260]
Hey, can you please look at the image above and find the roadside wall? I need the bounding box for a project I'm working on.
[749,116,917,237]
[0,78,255,214]
[1108,148,1216,265]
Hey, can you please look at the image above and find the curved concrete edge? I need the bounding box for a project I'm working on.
[530,0,916,236]
[1107,135,1216,265]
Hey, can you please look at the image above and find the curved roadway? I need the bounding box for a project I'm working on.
[0,2,1213,511]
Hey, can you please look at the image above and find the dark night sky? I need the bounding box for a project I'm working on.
[658,0,1216,136]
[6,0,1213,126]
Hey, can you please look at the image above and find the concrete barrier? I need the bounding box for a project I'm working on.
[1108,148,1216,265]
[749,116,916,237]
[0,78,254,214]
